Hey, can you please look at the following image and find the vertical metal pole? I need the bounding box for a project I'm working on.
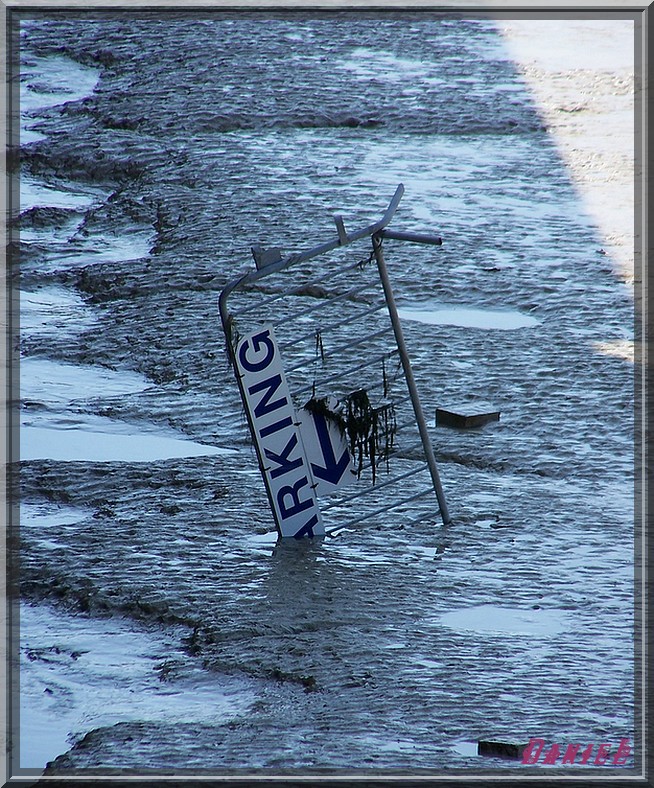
[371,233,451,525]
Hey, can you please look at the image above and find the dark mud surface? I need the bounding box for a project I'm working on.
[13,10,636,780]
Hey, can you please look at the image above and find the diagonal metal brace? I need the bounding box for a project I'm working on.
[334,215,348,245]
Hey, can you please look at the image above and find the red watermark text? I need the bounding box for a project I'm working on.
[522,738,631,766]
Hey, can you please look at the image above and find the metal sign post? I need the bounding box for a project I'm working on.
[219,185,452,539]
[371,232,450,524]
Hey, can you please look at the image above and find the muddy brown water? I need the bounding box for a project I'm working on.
[14,11,636,777]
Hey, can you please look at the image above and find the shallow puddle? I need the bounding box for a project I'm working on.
[20,174,106,213]
[439,604,569,637]
[337,48,447,87]
[21,419,237,463]
[20,54,99,114]
[20,355,236,462]
[21,357,151,404]
[20,287,97,339]
[397,305,540,330]
[20,501,90,530]
[20,53,100,146]
[19,601,256,769]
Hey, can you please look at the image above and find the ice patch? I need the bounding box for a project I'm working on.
[439,605,569,637]
[398,305,540,330]
[20,601,256,769]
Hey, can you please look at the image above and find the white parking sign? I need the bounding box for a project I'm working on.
[235,325,324,538]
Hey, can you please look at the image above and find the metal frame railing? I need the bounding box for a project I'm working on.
[219,184,451,538]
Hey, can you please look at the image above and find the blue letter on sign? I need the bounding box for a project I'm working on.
[249,374,286,419]
[265,434,303,479]
[277,476,313,520]
[238,328,275,373]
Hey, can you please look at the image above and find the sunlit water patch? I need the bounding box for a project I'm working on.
[21,357,151,405]
[20,174,107,213]
[592,339,635,363]
[398,304,540,330]
[21,415,237,463]
[359,135,594,237]
[439,605,570,637]
[21,287,97,340]
[20,53,100,145]
[20,601,257,769]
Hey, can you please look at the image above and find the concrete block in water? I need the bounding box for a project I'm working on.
[436,405,500,429]
[478,740,528,760]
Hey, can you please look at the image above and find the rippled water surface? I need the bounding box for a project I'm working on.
[14,11,636,778]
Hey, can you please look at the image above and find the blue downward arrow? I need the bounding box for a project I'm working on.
[310,412,351,486]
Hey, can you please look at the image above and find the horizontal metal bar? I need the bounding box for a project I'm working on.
[321,463,430,511]
[274,280,379,327]
[395,417,422,433]
[325,487,437,535]
[278,302,388,352]
[293,349,399,398]
[219,185,405,355]
[285,326,395,375]
[392,440,427,457]
[379,228,443,245]
[233,258,365,319]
